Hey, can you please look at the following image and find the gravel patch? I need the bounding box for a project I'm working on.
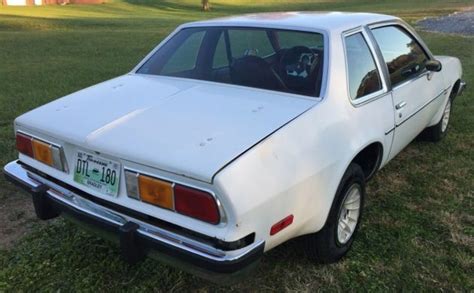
[417,8,474,36]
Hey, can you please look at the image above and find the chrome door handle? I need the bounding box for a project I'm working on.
[395,101,407,110]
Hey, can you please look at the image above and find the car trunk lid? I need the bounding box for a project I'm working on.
[15,74,317,183]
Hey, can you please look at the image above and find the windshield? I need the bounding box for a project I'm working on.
[137,27,325,97]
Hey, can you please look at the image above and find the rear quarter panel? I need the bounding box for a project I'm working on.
[213,30,394,251]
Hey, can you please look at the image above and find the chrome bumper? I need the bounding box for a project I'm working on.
[3,160,264,279]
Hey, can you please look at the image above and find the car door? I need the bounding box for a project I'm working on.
[370,25,446,159]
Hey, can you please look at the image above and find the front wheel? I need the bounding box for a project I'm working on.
[423,97,452,142]
[303,163,365,263]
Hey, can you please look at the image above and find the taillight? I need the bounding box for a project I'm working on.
[174,184,220,224]
[125,170,140,200]
[16,133,34,157]
[15,132,66,172]
[125,171,220,224]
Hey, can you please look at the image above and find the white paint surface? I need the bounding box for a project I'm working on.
[13,12,463,252]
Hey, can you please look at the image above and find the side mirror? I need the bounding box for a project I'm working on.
[426,59,442,72]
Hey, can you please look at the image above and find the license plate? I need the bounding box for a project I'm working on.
[73,151,121,197]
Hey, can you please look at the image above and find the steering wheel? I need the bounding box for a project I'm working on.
[230,55,287,90]
[279,46,318,89]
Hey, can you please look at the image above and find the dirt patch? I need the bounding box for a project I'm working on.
[0,187,41,249]
[439,211,474,249]
[417,7,474,36]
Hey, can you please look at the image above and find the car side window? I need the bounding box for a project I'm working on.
[161,31,206,75]
[371,25,429,87]
[345,32,382,100]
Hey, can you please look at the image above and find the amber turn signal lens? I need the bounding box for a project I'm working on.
[138,175,174,209]
[32,139,53,166]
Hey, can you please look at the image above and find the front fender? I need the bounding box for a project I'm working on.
[428,55,463,126]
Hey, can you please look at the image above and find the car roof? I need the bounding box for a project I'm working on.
[182,12,398,32]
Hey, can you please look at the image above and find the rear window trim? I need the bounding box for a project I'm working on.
[132,25,329,100]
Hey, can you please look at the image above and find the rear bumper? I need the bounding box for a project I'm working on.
[3,160,264,280]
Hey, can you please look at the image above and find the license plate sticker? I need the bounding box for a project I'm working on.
[73,151,121,197]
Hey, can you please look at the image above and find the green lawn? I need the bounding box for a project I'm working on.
[0,0,473,291]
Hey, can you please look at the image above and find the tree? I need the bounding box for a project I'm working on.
[202,0,210,11]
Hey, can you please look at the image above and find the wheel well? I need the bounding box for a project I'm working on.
[352,143,383,181]
[451,79,461,99]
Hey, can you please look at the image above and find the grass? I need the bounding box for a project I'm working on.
[0,0,473,291]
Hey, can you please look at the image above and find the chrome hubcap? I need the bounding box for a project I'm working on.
[337,184,361,245]
[441,100,451,133]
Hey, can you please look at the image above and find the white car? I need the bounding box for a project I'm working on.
[4,12,466,279]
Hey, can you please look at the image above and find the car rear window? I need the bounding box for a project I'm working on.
[137,27,325,97]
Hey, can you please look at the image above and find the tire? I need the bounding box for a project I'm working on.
[304,163,365,263]
[422,95,453,142]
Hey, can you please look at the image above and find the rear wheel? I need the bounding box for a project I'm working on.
[304,163,365,263]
